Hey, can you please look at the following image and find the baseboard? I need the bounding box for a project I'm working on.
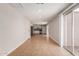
[6,37,31,56]
[0,50,8,56]
[49,35,60,46]
[64,47,75,56]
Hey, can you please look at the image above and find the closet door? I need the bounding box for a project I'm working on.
[64,12,73,53]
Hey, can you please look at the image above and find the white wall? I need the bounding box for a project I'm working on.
[48,16,60,45]
[0,4,31,55]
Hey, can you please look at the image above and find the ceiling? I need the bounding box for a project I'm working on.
[10,3,72,24]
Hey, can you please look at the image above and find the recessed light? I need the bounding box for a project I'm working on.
[38,9,42,13]
[36,3,44,5]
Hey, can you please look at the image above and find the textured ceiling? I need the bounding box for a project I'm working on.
[10,3,72,24]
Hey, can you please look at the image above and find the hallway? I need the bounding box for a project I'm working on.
[8,35,72,56]
[0,3,78,56]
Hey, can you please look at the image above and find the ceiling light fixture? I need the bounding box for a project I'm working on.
[36,3,44,5]
[38,9,42,13]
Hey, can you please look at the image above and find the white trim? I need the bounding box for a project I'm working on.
[60,14,64,47]
[5,37,30,56]
[66,15,68,48]
[62,3,77,14]
[46,25,49,39]
[49,35,60,46]
[72,11,74,54]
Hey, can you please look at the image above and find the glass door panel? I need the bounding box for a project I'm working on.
[64,12,73,53]
[74,12,79,55]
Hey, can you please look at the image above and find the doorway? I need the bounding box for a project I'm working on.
[31,24,47,36]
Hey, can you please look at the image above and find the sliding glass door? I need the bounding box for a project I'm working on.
[64,7,79,55]
[74,11,79,55]
[64,12,74,54]
[63,4,79,55]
